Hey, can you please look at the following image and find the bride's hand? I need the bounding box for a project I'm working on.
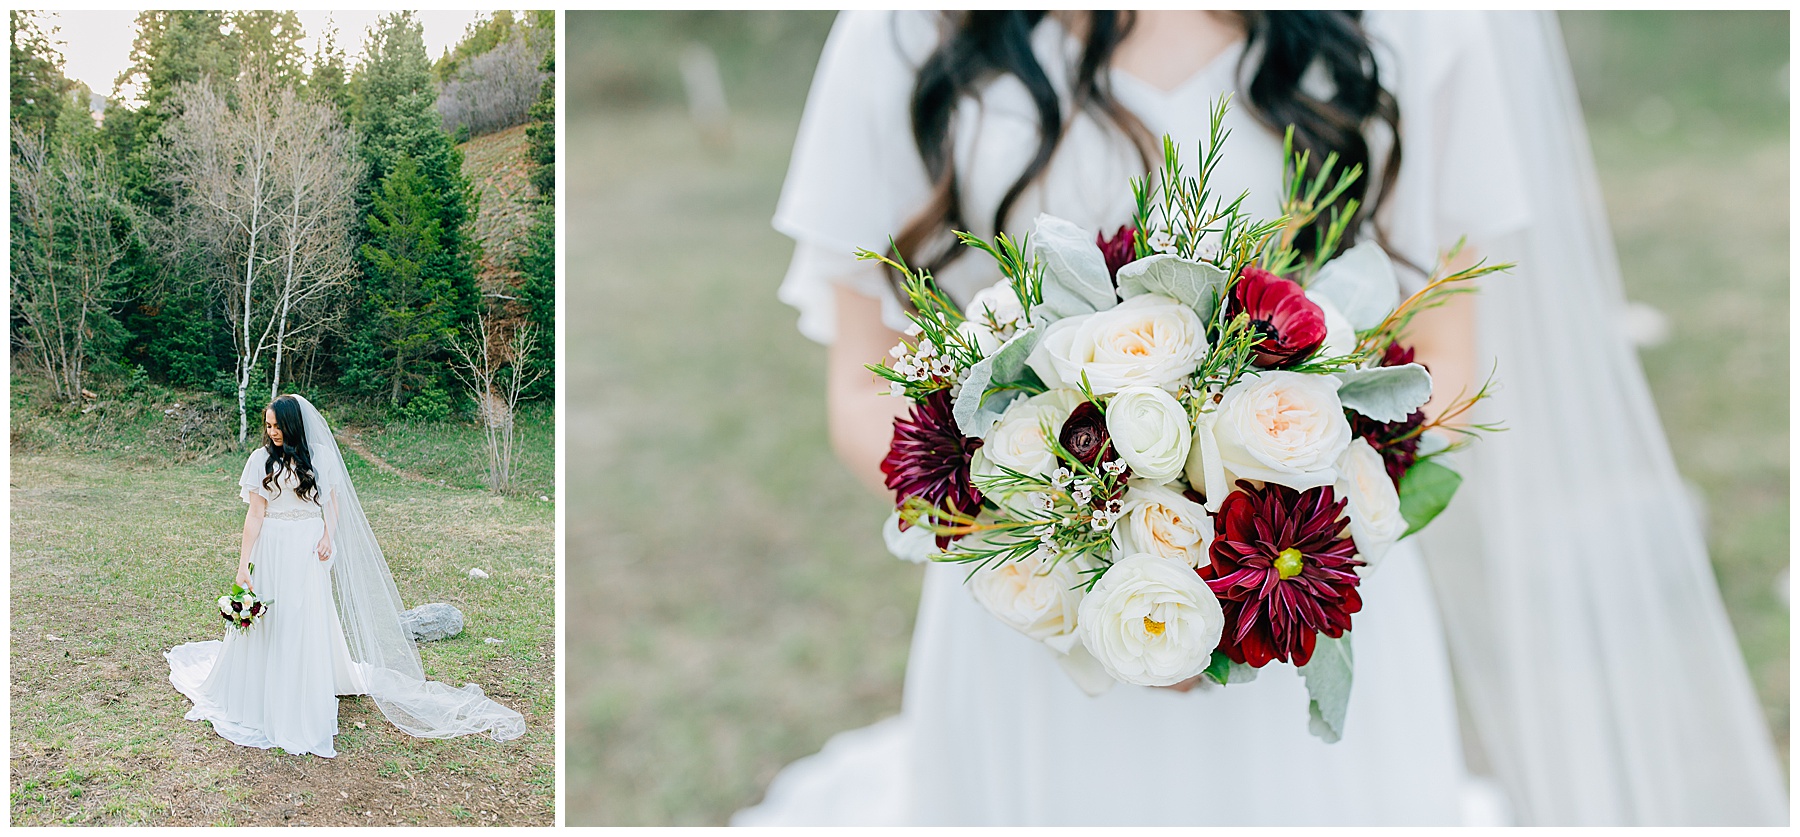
[235,565,253,591]
[1157,675,1204,693]
[316,535,333,562]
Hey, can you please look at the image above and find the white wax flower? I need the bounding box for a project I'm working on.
[1113,482,1214,569]
[1334,437,1408,575]
[1027,294,1208,395]
[1078,553,1225,687]
[1103,386,1193,484]
[968,548,1085,643]
[958,280,1027,356]
[1201,371,1352,491]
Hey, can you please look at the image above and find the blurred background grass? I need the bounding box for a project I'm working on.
[564,11,1789,826]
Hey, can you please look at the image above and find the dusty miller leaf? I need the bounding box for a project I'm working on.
[1307,241,1399,331]
[1299,632,1354,744]
[1335,363,1432,423]
[1029,214,1116,319]
[954,327,1041,437]
[1116,254,1228,322]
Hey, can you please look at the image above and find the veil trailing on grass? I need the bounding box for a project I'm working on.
[291,394,526,742]
[1413,12,1785,824]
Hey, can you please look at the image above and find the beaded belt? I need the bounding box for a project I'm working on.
[265,508,322,521]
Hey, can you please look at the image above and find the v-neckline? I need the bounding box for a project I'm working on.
[1045,15,1246,102]
[1107,37,1246,102]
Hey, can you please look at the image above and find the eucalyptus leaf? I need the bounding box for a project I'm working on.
[1299,632,1354,743]
[1308,241,1400,331]
[1029,214,1117,319]
[954,328,1042,437]
[1335,363,1432,423]
[1398,458,1463,537]
[1116,254,1228,321]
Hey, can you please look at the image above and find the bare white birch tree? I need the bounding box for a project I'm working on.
[161,69,360,445]
[10,128,129,402]
[450,316,545,493]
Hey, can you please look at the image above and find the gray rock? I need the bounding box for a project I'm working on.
[400,602,464,642]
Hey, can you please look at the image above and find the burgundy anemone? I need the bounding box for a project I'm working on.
[1200,481,1363,667]
[1227,266,1328,369]
[882,389,983,545]
[1097,225,1138,282]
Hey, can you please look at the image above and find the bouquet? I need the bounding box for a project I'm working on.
[219,564,271,631]
[868,98,1507,742]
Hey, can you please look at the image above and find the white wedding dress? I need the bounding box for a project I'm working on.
[168,395,526,757]
[167,447,365,758]
[739,10,1787,827]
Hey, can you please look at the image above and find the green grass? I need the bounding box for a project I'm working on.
[563,9,1786,826]
[351,401,556,499]
[10,400,555,825]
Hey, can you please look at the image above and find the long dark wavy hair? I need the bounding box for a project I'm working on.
[262,395,319,504]
[895,10,1402,276]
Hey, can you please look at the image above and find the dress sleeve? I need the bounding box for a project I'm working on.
[238,448,271,504]
[1368,12,1532,290]
[773,11,942,344]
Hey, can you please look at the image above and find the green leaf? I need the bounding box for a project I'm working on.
[953,328,1042,437]
[1115,254,1228,322]
[1306,241,1398,330]
[1029,214,1116,319]
[1335,363,1432,423]
[1398,458,1462,537]
[1299,632,1354,743]
[1202,650,1262,686]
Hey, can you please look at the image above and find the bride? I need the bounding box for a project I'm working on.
[167,394,524,757]
[739,10,1786,826]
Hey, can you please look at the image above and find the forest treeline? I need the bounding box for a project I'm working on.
[10,10,555,450]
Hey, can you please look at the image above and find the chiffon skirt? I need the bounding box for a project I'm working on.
[736,541,1499,826]
[167,516,364,758]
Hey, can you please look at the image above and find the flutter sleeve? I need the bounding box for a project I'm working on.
[1367,11,1532,291]
[238,448,271,504]
[773,11,943,343]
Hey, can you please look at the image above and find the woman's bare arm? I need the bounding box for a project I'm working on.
[239,493,267,589]
[827,283,912,494]
[1400,247,1484,424]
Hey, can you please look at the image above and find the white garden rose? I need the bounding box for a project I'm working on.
[958,280,1027,356]
[1078,553,1225,687]
[1335,437,1408,575]
[1308,291,1357,360]
[1203,371,1352,491]
[218,595,232,612]
[970,389,1085,511]
[1026,294,1207,394]
[968,548,1086,643]
[1103,386,1192,484]
[1113,482,1214,569]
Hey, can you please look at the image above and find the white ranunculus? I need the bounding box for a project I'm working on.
[971,389,1085,511]
[1335,437,1408,575]
[1204,371,1352,491]
[1103,386,1192,484]
[968,548,1086,643]
[1026,294,1208,395]
[1078,553,1225,687]
[1308,291,1358,360]
[1113,482,1214,569]
[218,595,232,613]
[1184,406,1229,511]
[882,511,942,564]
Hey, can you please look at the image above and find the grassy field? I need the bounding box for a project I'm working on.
[563,10,1788,825]
[9,394,556,826]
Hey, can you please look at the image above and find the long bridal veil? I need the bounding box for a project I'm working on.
[1415,13,1786,825]
[292,394,526,742]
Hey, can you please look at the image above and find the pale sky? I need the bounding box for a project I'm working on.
[43,10,509,106]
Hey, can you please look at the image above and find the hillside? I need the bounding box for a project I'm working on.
[461,123,541,294]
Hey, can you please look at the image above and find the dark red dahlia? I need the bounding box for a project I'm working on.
[1227,266,1328,369]
[1096,225,1138,282]
[1200,481,1363,668]
[882,389,983,545]
[1380,341,1417,369]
